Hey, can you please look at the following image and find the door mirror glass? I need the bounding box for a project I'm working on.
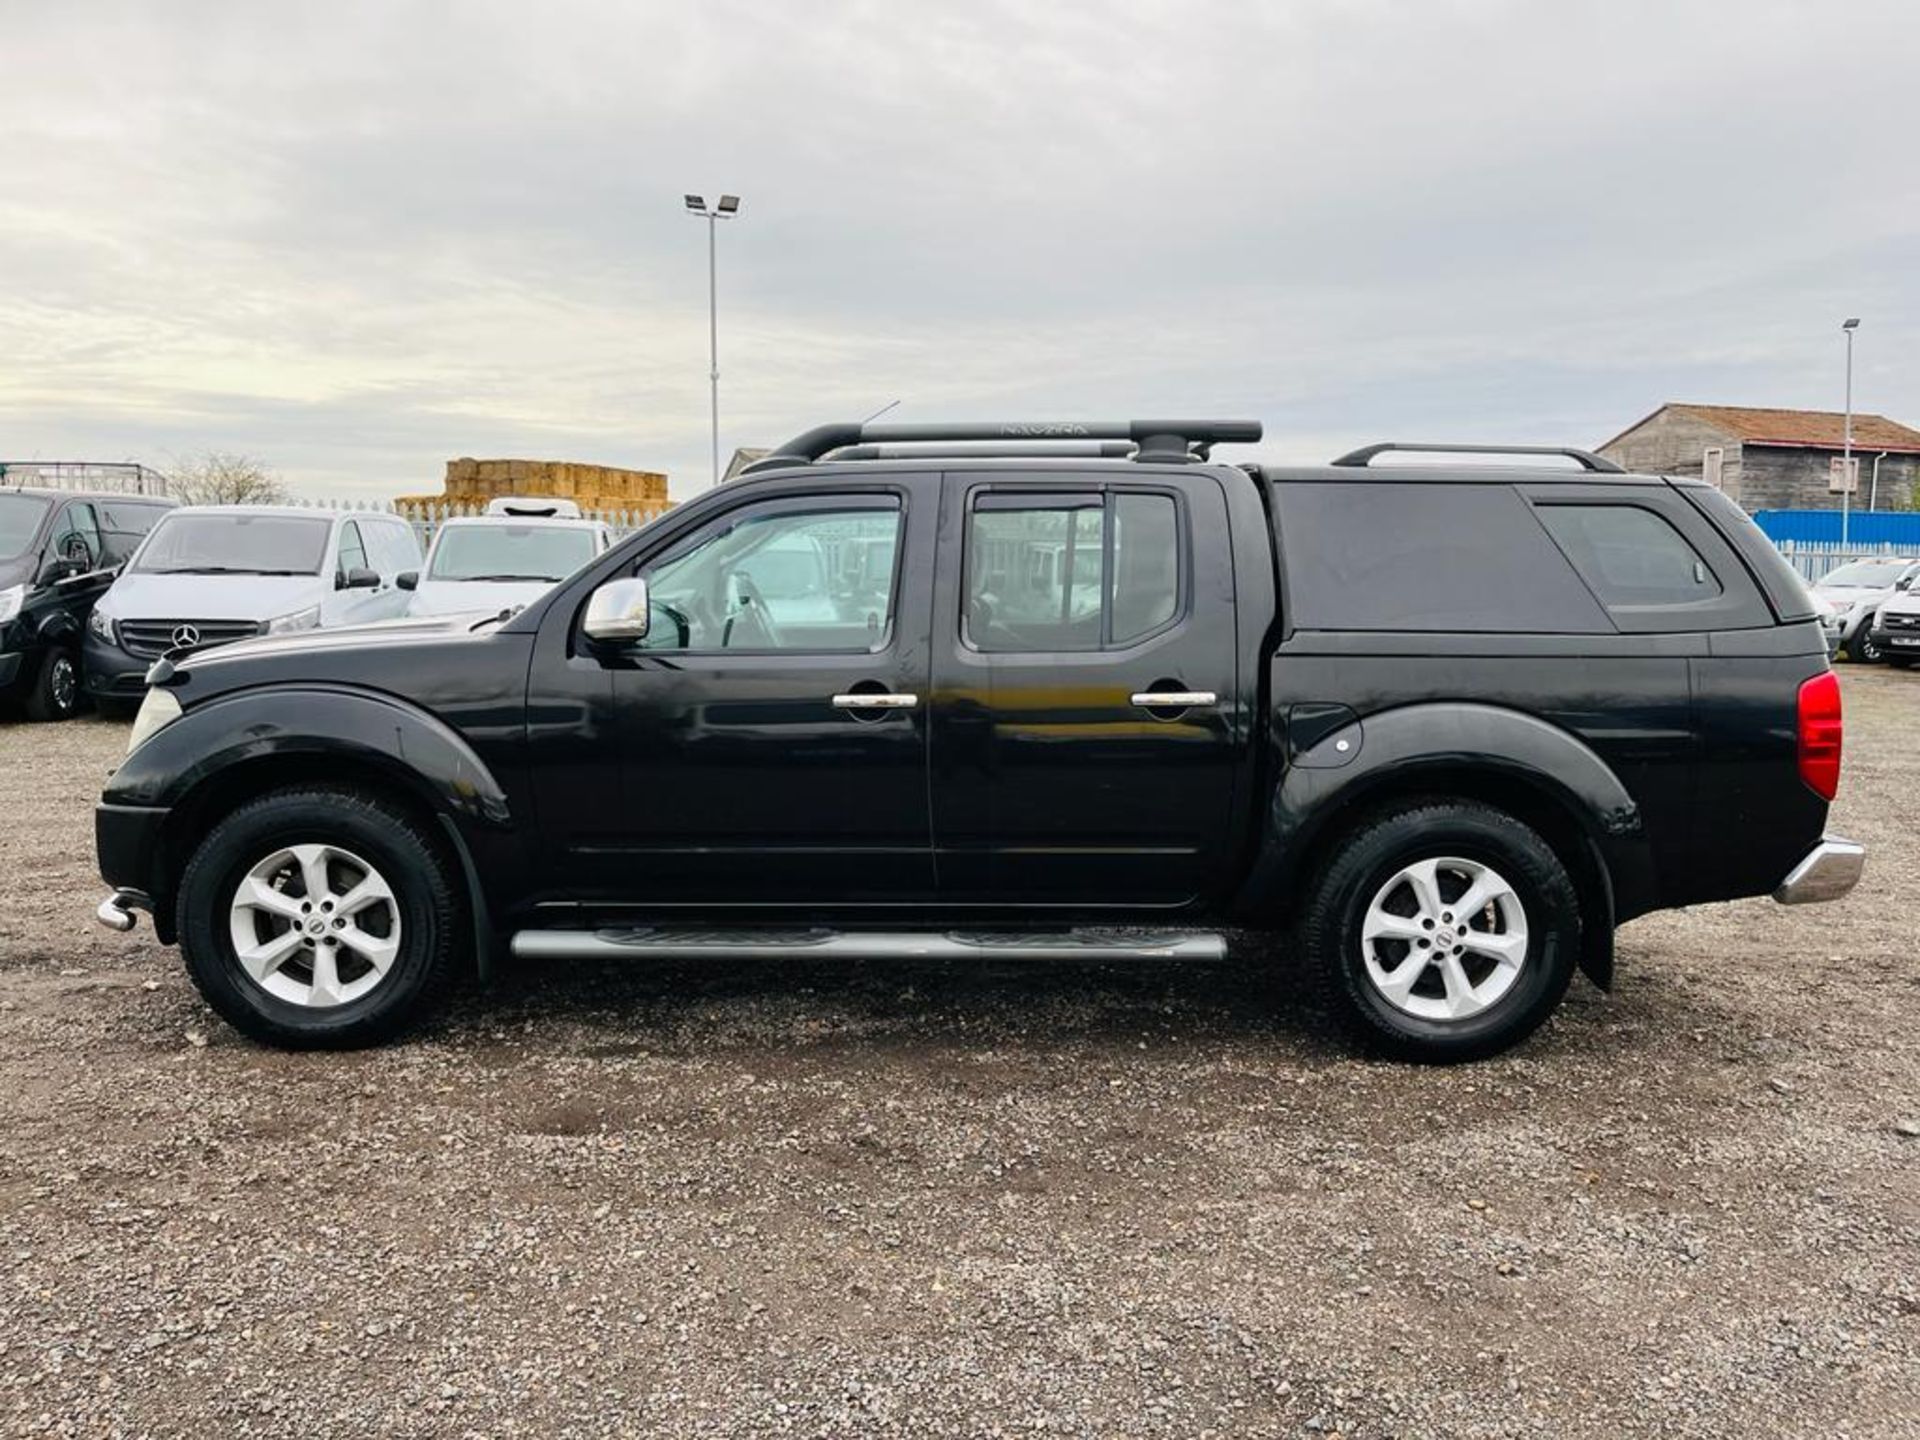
[338,566,380,590]
[396,570,418,591]
[584,577,651,642]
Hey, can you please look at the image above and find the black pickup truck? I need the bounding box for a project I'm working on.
[94,420,1863,1061]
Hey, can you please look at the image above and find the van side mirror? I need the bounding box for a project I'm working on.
[338,566,380,590]
[396,570,418,591]
[583,577,651,643]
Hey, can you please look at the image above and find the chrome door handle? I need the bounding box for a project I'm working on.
[1130,690,1216,708]
[831,692,919,710]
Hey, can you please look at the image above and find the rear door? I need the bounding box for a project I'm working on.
[926,469,1242,907]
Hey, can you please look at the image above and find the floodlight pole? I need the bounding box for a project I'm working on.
[1841,318,1859,547]
[684,193,741,486]
[706,212,718,486]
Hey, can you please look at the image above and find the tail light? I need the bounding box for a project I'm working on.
[1797,670,1843,800]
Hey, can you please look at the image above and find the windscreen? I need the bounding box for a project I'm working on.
[133,513,332,575]
[0,494,52,560]
[1817,560,1907,587]
[428,525,597,582]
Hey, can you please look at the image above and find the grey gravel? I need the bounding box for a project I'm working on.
[1,667,1916,1438]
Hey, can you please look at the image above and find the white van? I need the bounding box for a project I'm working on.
[400,515,611,618]
[84,507,422,708]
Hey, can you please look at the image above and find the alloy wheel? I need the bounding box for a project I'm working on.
[50,655,77,715]
[227,843,403,1008]
[1359,855,1529,1022]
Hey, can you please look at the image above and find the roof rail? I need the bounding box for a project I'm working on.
[1330,442,1624,474]
[743,419,1262,475]
[821,440,1138,462]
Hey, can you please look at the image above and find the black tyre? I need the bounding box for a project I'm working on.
[1844,629,1883,665]
[23,647,82,722]
[176,787,464,1048]
[1298,800,1581,1064]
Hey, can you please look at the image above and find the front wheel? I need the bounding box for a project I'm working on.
[1297,800,1582,1063]
[23,648,82,722]
[1845,629,1884,664]
[176,787,464,1048]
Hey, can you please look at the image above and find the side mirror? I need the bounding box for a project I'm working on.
[583,577,651,643]
[41,554,83,585]
[338,566,380,591]
[1897,575,1915,592]
[396,570,418,591]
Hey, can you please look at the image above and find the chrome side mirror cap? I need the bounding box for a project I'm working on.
[583,577,650,643]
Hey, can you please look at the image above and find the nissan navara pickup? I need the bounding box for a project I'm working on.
[94,420,1864,1062]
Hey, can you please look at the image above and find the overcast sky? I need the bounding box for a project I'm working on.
[2,0,1915,501]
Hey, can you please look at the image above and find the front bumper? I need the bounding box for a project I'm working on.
[82,629,150,700]
[1870,624,1920,656]
[1772,835,1865,905]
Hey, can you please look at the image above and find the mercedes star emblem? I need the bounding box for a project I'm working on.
[170,623,201,649]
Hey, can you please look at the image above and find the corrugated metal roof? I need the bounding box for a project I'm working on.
[1605,404,1920,454]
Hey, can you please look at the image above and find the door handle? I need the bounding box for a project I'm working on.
[1130,690,1217,709]
[831,692,919,710]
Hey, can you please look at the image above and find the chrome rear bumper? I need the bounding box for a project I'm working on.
[1772,836,1866,905]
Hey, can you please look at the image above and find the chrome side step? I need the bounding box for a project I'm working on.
[509,927,1228,963]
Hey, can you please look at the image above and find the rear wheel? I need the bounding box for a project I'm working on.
[23,648,82,722]
[1298,800,1581,1063]
[176,787,463,1048]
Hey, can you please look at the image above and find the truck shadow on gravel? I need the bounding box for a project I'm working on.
[444,939,1621,1065]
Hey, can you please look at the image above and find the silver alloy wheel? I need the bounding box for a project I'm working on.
[226,843,402,1008]
[1359,855,1529,1022]
[50,654,77,714]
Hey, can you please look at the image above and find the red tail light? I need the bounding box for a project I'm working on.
[1797,671,1843,801]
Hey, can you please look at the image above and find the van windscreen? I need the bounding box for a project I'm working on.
[0,494,52,559]
[133,514,332,576]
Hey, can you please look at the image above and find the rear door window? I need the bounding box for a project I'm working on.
[964,488,1185,652]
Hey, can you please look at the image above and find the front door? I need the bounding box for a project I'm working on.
[926,470,1243,908]
[530,482,937,908]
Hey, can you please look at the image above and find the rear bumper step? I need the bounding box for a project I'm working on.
[509,928,1228,963]
[1772,835,1866,905]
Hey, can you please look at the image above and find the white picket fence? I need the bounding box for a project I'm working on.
[1773,540,1916,584]
[284,496,674,550]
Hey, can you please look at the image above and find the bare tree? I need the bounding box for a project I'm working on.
[167,451,288,506]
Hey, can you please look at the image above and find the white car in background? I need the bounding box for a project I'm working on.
[400,515,611,618]
[1811,556,1920,663]
[84,506,421,711]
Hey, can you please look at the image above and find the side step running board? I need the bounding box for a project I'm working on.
[509,928,1228,962]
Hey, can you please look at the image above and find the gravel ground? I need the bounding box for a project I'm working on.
[0,668,1915,1439]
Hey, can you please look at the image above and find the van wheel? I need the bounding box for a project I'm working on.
[24,648,82,722]
[1298,800,1581,1063]
[176,787,463,1048]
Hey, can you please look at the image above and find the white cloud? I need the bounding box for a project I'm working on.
[1,0,1914,500]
